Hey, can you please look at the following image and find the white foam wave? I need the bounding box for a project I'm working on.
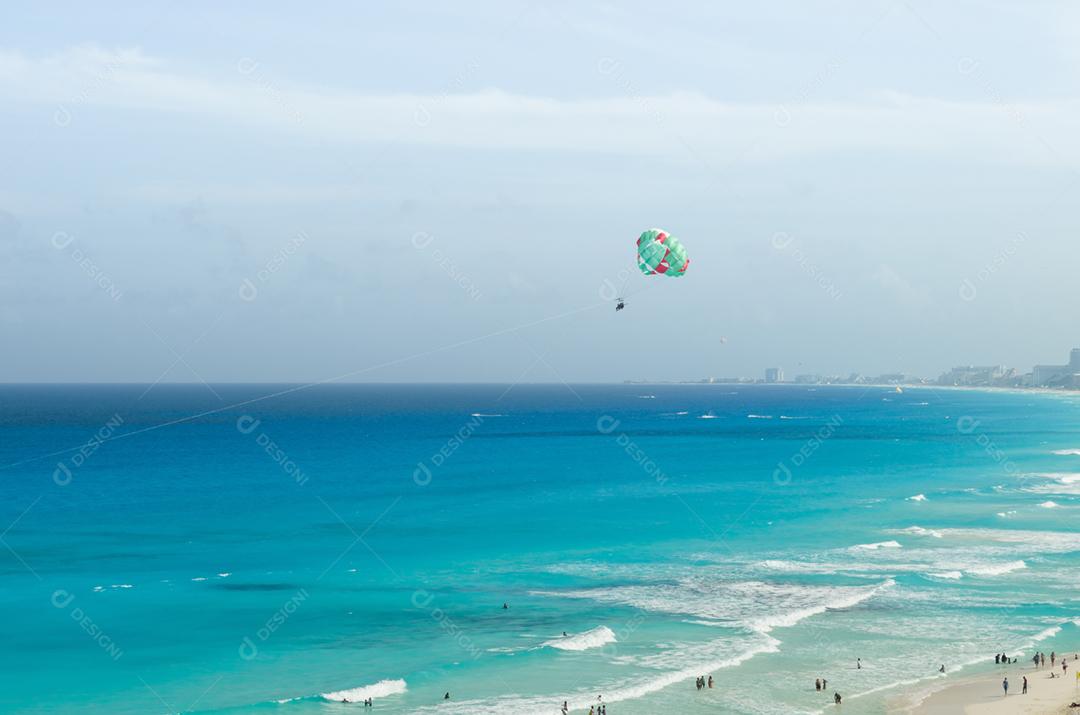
[535,578,894,633]
[541,626,616,651]
[779,415,810,420]
[747,414,773,419]
[1051,449,1080,455]
[894,526,943,538]
[698,413,721,419]
[320,679,407,702]
[746,579,895,633]
[636,395,655,399]
[923,571,962,580]
[470,413,504,417]
[1038,500,1060,508]
[851,540,902,551]
[1026,472,1080,483]
[907,493,927,502]
[966,560,1026,576]
[412,637,779,715]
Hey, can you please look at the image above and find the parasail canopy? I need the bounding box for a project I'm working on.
[636,228,689,277]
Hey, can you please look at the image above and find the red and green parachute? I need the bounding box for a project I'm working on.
[636,228,690,277]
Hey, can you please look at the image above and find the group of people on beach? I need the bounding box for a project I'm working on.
[694,675,713,690]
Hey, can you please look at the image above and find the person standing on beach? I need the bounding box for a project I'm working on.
[1063,661,1068,676]
[1033,653,1040,668]
[1052,651,1056,667]
[1002,677,1008,696]
[707,675,713,688]
[857,658,862,669]
[816,678,821,691]
[1022,676,1028,694]
[1041,652,1046,667]
[822,678,827,690]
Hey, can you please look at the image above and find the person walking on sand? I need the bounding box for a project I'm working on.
[1022,676,1028,694]
[1052,651,1056,667]
[1002,677,1008,696]
[1063,661,1068,676]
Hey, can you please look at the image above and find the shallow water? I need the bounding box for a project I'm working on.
[1,384,1078,714]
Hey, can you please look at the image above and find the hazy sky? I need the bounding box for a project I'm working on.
[3,1,1079,383]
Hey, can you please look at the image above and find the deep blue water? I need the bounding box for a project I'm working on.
[1,384,1078,714]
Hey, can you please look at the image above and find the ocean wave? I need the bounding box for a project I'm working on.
[893,526,943,538]
[541,626,616,651]
[1038,500,1060,508]
[470,413,505,417]
[698,413,722,419]
[1025,472,1080,483]
[779,415,810,420]
[320,679,407,702]
[966,560,1026,576]
[637,395,655,399]
[746,579,895,634]
[939,527,1080,552]
[1051,449,1080,455]
[850,540,902,551]
[535,577,894,633]
[907,494,927,502]
[1023,483,1080,496]
[412,637,780,715]
[923,571,962,580]
[747,414,774,419]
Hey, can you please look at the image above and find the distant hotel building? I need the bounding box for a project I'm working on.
[765,367,784,383]
[1031,348,1080,387]
[937,365,1009,387]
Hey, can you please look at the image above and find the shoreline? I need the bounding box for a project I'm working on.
[893,659,1080,714]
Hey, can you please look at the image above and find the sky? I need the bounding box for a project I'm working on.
[2,1,1079,383]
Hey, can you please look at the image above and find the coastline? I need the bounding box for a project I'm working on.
[894,660,1080,714]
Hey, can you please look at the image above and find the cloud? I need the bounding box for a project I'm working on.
[3,45,1079,165]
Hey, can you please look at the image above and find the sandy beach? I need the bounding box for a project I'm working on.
[904,663,1080,715]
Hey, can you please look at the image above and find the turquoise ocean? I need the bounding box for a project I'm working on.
[1,384,1078,714]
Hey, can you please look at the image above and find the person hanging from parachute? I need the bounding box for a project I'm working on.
[615,228,690,311]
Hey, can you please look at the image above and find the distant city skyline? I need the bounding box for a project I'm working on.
[626,345,1080,389]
